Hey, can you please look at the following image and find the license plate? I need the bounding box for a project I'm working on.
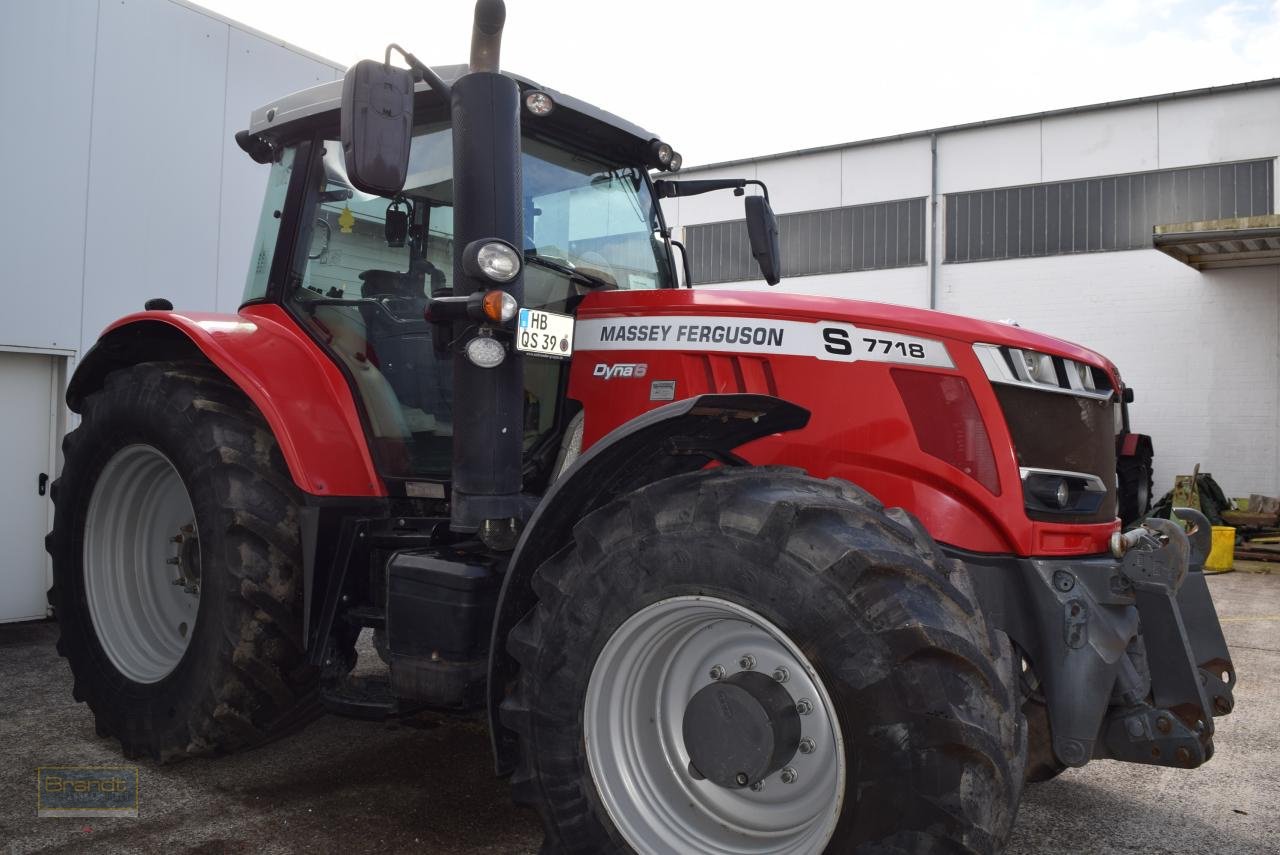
[516,308,575,359]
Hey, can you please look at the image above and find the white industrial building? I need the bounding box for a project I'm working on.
[661,81,1280,509]
[0,0,342,621]
[1,0,1276,623]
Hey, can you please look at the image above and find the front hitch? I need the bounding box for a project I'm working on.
[1099,508,1235,768]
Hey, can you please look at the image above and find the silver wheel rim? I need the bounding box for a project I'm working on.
[585,596,845,855]
[84,444,201,683]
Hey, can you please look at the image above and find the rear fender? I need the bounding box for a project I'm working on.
[67,305,384,497]
[1117,431,1153,459]
[486,393,811,774]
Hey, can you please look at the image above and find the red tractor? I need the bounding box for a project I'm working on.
[48,3,1233,852]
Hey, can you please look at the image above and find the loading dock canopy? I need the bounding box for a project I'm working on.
[1154,215,1280,270]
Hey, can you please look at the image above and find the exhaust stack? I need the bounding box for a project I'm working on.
[448,0,526,539]
[470,0,506,73]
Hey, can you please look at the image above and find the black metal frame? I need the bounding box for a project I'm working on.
[949,508,1234,770]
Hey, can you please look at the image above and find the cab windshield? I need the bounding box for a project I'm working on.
[256,121,673,484]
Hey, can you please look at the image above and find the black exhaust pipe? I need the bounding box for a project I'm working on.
[448,0,526,539]
[469,0,506,73]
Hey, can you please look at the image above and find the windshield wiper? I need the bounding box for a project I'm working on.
[523,251,612,290]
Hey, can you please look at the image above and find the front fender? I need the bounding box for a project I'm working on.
[486,393,811,774]
[67,304,384,497]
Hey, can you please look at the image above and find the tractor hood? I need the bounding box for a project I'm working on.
[576,288,1121,383]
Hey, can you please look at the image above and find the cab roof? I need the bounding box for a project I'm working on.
[243,64,668,167]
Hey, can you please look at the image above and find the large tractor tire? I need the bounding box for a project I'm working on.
[1117,444,1154,528]
[503,467,1026,854]
[46,361,319,762]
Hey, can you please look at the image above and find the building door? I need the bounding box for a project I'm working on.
[0,352,57,623]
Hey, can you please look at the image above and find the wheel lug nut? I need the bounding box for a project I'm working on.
[708,665,725,681]
[799,737,816,754]
[739,655,755,670]
[734,772,749,787]
[772,667,789,683]
[780,767,797,784]
[171,534,184,543]
[796,698,813,716]
[750,780,764,792]
[165,556,181,565]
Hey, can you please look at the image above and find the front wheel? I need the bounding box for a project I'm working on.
[504,467,1026,854]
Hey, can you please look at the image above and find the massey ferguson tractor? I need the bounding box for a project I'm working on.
[48,2,1234,852]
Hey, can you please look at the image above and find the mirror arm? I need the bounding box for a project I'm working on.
[740,179,770,202]
[670,239,693,289]
[654,178,771,202]
[385,43,452,98]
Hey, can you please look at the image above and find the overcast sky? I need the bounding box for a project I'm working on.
[192,0,1280,167]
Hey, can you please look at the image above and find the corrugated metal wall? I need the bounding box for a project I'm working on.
[945,159,1274,263]
[0,0,343,358]
[685,198,926,284]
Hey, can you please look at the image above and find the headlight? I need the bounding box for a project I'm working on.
[1075,361,1097,391]
[973,343,1113,401]
[524,91,555,116]
[1020,349,1056,385]
[464,335,506,368]
[475,242,520,283]
[1026,475,1071,509]
[648,139,673,168]
[1021,468,1107,515]
[462,238,521,284]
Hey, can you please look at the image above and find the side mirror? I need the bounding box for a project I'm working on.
[745,195,782,285]
[340,60,415,196]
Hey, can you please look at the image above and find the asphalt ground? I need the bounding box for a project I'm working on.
[1,570,1277,854]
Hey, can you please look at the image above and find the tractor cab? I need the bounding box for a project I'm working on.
[237,66,679,495]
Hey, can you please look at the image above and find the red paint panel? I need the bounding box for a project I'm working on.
[99,305,384,497]
[737,357,776,395]
[569,289,1120,557]
[707,355,740,393]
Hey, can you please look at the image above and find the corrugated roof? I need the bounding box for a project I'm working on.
[675,77,1280,174]
[1154,215,1280,270]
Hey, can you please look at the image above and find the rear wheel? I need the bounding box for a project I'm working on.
[47,361,318,761]
[504,467,1025,853]
[1117,445,1154,527]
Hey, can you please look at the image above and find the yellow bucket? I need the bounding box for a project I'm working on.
[1205,526,1236,572]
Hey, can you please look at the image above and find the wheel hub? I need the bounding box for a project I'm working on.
[174,524,201,594]
[683,671,801,789]
[584,596,845,854]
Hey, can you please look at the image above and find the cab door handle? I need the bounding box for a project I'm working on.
[38,473,48,497]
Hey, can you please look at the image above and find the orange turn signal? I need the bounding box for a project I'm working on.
[481,289,518,324]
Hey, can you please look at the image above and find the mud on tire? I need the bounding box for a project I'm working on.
[503,466,1027,854]
[46,361,319,761]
